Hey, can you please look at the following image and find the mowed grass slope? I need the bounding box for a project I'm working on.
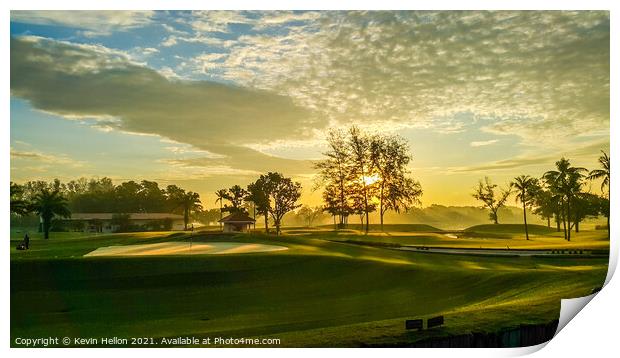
[10,228,608,347]
[317,224,610,250]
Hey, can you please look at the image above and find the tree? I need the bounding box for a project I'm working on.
[533,189,558,228]
[587,150,610,239]
[314,129,352,228]
[297,206,323,227]
[214,189,227,230]
[472,177,511,224]
[138,180,167,213]
[247,177,272,233]
[111,213,132,232]
[10,182,29,216]
[543,158,587,241]
[178,192,202,230]
[321,183,345,228]
[29,189,71,239]
[384,177,422,223]
[570,193,601,233]
[348,126,373,233]
[511,175,540,240]
[369,134,422,230]
[265,172,302,235]
[222,185,248,215]
[587,150,610,195]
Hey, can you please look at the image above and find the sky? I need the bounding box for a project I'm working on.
[9,10,610,207]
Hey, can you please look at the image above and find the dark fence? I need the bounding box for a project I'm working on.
[410,320,559,348]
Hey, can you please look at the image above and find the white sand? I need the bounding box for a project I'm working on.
[84,242,288,257]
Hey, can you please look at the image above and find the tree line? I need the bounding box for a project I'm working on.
[472,151,610,241]
[10,178,202,238]
[314,126,423,232]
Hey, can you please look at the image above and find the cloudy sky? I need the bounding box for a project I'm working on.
[10,10,609,207]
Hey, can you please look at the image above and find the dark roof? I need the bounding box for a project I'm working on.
[218,212,256,223]
[67,213,184,221]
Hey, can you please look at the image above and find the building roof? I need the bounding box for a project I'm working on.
[67,213,184,221]
[218,212,256,223]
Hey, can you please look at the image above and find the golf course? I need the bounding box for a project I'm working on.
[10,224,609,347]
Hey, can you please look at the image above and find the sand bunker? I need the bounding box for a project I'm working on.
[84,242,288,257]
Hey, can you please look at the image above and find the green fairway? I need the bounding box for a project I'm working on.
[10,227,608,347]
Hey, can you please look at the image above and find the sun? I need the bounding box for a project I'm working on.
[362,174,381,186]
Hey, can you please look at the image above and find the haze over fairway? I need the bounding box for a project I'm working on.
[9,11,609,206]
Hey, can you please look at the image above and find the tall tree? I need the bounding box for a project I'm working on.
[472,177,511,224]
[265,172,302,235]
[543,158,587,241]
[29,189,71,239]
[247,177,272,233]
[214,189,227,230]
[173,191,202,230]
[369,134,422,231]
[314,129,351,228]
[348,126,372,233]
[587,150,610,195]
[511,175,540,240]
[587,150,610,239]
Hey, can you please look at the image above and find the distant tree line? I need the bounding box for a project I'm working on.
[472,151,610,241]
[314,126,423,232]
[10,178,203,238]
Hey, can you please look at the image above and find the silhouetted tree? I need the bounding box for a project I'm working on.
[175,191,202,230]
[247,177,272,233]
[265,172,302,235]
[533,189,557,228]
[214,189,227,230]
[10,182,28,216]
[29,189,71,239]
[511,175,540,240]
[587,150,610,239]
[472,177,511,224]
[369,134,423,231]
[543,158,587,241]
[222,185,248,215]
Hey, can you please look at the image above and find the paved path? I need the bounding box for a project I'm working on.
[398,246,598,257]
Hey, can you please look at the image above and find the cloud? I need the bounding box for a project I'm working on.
[10,36,323,175]
[10,10,155,36]
[10,147,84,167]
[449,139,609,173]
[470,139,499,147]
[186,11,609,146]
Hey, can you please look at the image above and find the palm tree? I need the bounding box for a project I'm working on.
[543,158,587,241]
[587,150,610,194]
[29,189,71,239]
[178,192,202,230]
[511,175,540,240]
[587,150,610,239]
[214,189,227,231]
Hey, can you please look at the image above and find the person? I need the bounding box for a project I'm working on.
[24,233,30,250]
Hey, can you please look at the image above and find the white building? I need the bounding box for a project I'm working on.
[65,213,185,233]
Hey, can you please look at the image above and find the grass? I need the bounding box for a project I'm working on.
[10,225,609,347]
[464,224,557,235]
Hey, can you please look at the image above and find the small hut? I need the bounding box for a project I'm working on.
[218,212,256,233]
